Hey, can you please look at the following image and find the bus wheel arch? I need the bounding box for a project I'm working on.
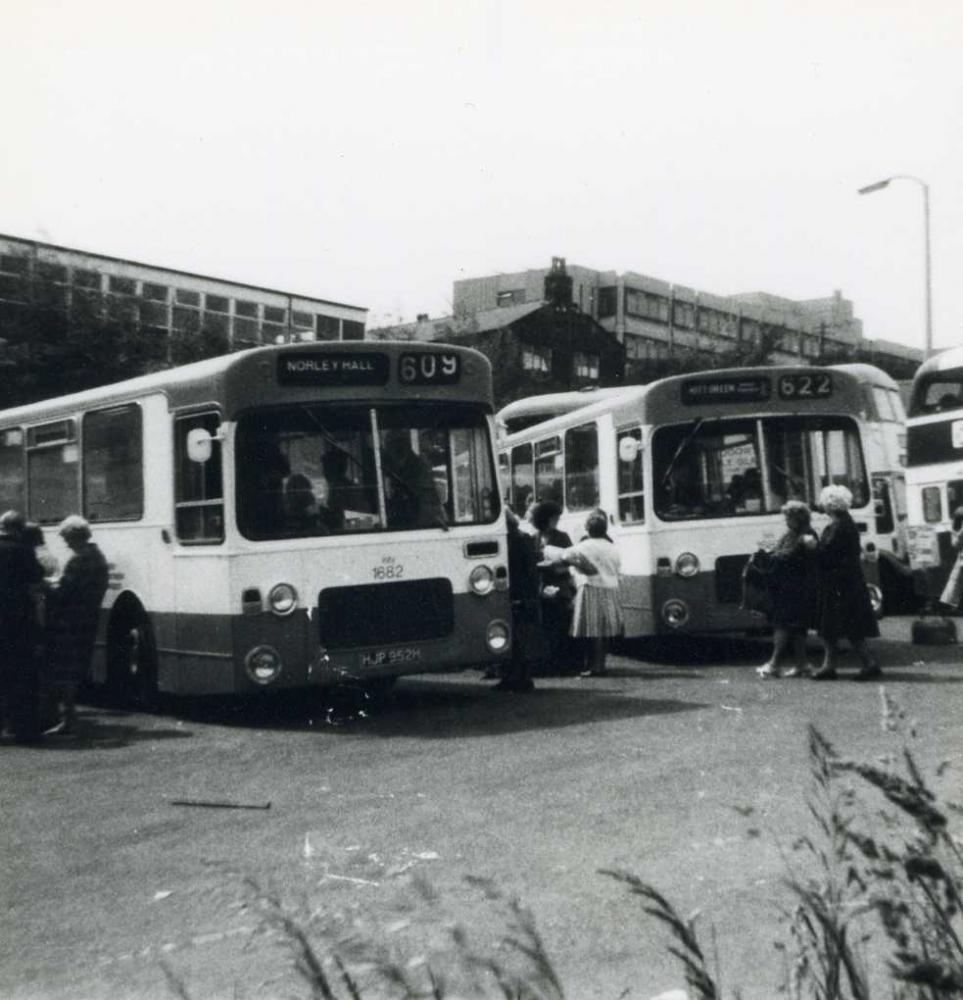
[106,593,159,708]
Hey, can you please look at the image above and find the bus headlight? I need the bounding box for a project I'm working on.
[662,599,691,629]
[268,583,298,616]
[245,645,283,685]
[675,553,700,578]
[486,619,510,652]
[469,565,495,596]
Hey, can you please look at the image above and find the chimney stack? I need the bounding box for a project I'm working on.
[544,256,573,309]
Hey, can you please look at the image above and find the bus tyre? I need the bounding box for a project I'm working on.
[107,607,159,710]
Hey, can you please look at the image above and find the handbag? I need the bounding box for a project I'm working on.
[740,550,772,617]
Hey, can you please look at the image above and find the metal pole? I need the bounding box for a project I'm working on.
[922,181,933,358]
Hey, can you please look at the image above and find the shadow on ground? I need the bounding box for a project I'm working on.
[13,706,193,751]
[165,679,709,739]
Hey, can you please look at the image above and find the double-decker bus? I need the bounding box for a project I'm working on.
[0,342,509,701]
[499,366,882,636]
[905,345,963,597]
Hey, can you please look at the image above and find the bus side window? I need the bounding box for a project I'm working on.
[0,428,24,512]
[873,475,894,535]
[922,486,942,524]
[175,413,224,544]
[564,423,599,511]
[617,428,644,523]
[534,436,563,507]
[26,419,79,524]
[510,443,534,516]
[83,405,144,522]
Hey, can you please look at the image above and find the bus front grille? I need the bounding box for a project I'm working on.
[715,554,751,604]
[317,579,455,650]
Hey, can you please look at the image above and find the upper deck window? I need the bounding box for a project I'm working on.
[910,373,963,416]
[236,403,498,540]
[652,415,868,521]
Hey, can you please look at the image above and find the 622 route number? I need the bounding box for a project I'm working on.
[778,373,832,400]
[399,352,460,385]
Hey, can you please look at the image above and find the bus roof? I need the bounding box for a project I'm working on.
[497,386,634,431]
[501,365,867,444]
[831,363,899,390]
[0,341,494,424]
[911,345,963,381]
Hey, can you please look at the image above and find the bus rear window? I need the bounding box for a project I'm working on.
[910,374,963,416]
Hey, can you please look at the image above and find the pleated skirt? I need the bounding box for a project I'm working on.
[571,586,623,638]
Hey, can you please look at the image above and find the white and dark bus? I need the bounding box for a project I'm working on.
[499,366,883,636]
[0,342,510,700]
[905,345,963,597]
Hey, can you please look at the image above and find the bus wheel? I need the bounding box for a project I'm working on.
[107,607,159,710]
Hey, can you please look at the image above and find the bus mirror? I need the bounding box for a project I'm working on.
[618,437,640,463]
[186,428,213,464]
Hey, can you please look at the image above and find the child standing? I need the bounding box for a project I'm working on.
[546,509,623,676]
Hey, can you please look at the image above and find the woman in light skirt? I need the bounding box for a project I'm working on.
[545,509,623,676]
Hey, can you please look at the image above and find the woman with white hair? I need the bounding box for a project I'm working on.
[812,485,880,680]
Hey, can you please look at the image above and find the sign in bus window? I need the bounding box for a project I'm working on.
[175,413,224,544]
[922,486,942,524]
[564,423,599,511]
[83,406,144,522]
[617,428,644,524]
[26,420,79,524]
[0,429,24,513]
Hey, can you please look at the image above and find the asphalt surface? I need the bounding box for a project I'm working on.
[2,618,962,1000]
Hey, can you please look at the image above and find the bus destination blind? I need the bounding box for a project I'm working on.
[277,352,390,386]
[681,377,771,405]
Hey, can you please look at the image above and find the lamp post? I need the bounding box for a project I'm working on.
[857,175,932,358]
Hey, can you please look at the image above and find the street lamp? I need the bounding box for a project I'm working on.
[858,175,932,358]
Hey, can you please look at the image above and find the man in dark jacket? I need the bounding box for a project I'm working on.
[0,510,44,742]
[496,510,544,692]
[47,515,109,734]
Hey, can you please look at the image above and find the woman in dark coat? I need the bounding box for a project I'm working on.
[756,501,818,679]
[529,501,577,673]
[812,485,880,681]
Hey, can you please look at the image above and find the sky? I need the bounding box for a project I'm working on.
[2,0,961,351]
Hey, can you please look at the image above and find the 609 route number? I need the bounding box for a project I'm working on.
[778,373,832,399]
[399,352,460,385]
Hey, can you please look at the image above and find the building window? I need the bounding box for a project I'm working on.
[0,274,28,301]
[263,306,286,324]
[205,293,229,313]
[37,261,67,283]
[597,286,618,320]
[83,406,143,522]
[175,288,201,306]
[262,323,286,344]
[573,351,599,380]
[140,282,168,301]
[140,300,169,329]
[673,301,694,328]
[173,306,201,333]
[625,289,670,322]
[108,275,136,295]
[235,299,259,318]
[342,320,364,341]
[564,423,599,511]
[233,317,260,346]
[175,412,224,544]
[202,312,230,337]
[0,254,29,275]
[522,344,552,373]
[617,427,644,523]
[26,420,79,524]
[72,269,101,290]
[291,310,313,330]
[496,289,525,306]
[0,428,24,512]
[316,315,340,341]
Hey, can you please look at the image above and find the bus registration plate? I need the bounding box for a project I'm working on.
[359,647,422,668]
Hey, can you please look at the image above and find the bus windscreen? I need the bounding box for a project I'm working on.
[653,415,869,520]
[236,404,499,539]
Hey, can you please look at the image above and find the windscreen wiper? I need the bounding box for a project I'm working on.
[661,418,706,486]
